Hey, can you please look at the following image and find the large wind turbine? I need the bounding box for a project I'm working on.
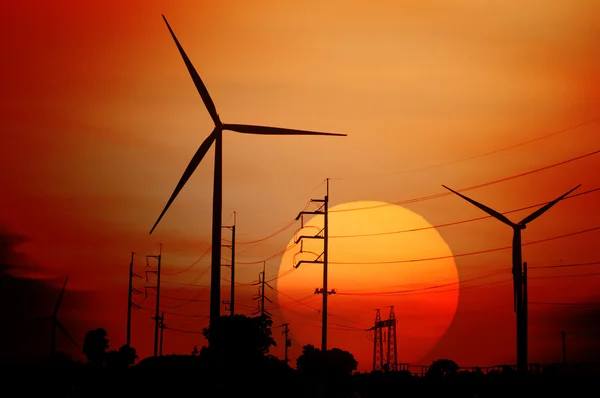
[442,184,580,373]
[33,277,79,356]
[150,15,346,336]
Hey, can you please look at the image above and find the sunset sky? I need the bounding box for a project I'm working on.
[1,0,599,372]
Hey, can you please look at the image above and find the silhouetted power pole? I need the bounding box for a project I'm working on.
[127,252,143,348]
[145,244,162,357]
[282,323,291,364]
[522,261,528,371]
[294,178,334,351]
[253,262,272,318]
[221,211,236,316]
[159,312,166,356]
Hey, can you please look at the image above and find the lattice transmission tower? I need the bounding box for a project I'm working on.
[368,306,398,372]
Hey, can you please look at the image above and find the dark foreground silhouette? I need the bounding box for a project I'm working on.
[1,314,596,398]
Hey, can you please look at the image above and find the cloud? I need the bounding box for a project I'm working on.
[0,226,94,364]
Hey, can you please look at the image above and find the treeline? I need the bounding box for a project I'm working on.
[1,314,594,397]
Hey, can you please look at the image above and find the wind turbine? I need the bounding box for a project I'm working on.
[149,15,346,336]
[33,277,79,356]
[441,183,580,373]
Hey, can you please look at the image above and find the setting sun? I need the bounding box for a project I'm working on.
[276,201,459,370]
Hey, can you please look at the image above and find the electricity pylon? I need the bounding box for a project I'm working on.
[367,307,397,372]
[127,252,143,348]
[144,245,162,357]
[253,262,272,318]
[294,179,334,351]
[221,211,236,316]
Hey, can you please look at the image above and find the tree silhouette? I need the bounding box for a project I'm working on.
[193,314,289,394]
[202,314,276,358]
[297,344,358,382]
[82,328,109,368]
[426,358,460,379]
[106,345,138,369]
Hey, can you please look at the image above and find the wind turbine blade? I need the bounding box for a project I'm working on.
[53,277,68,316]
[223,123,346,137]
[56,320,79,349]
[162,15,221,126]
[442,185,516,227]
[149,129,217,235]
[519,184,581,225]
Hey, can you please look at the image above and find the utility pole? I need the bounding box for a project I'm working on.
[561,330,567,366]
[221,211,236,316]
[253,262,272,318]
[127,252,143,348]
[522,261,528,372]
[159,312,166,356]
[294,178,334,351]
[282,323,291,365]
[145,244,162,357]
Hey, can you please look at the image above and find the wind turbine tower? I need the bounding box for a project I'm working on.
[149,16,346,341]
[442,183,580,373]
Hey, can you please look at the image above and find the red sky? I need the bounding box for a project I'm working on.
[1,0,599,372]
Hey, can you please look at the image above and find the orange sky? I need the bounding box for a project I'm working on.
[1,0,599,372]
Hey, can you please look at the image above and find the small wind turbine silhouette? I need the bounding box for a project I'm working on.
[150,15,346,334]
[32,277,78,355]
[442,183,580,373]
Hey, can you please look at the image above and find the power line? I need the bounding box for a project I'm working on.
[151,258,600,309]
[529,271,600,280]
[222,189,595,281]
[330,187,599,238]
[330,225,600,265]
[161,311,209,318]
[158,294,210,302]
[161,280,208,287]
[529,301,600,306]
[336,271,600,298]
[331,148,600,213]
[529,261,600,269]
[269,260,600,300]
[337,269,507,296]
[164,326,204,335]
[236,242,299,265]
[162,265,211,289]
[161,245,212,276]
[154,186,597,282]
[341,115,600,180]
[212,117,599,247]
[138,272,600,339]
[223,218,297,245]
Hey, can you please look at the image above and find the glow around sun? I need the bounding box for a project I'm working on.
[276,201,459,369]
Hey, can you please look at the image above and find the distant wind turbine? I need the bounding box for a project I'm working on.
[150,15,346,335]
[32,277,79,356]
[442,183,581,373]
